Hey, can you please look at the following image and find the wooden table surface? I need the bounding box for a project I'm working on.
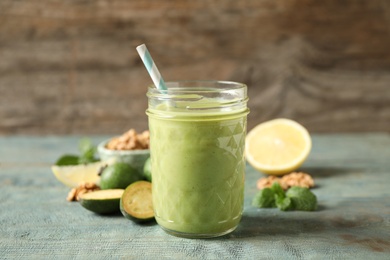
[1,134,389,259]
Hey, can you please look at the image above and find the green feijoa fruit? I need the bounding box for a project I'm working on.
[99,163,141,190]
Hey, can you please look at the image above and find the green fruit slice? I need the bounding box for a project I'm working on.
[120,181,154,222]
[79,189,124,214]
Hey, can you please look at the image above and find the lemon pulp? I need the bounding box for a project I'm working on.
[51,161,105,187]
[245,118,311,175]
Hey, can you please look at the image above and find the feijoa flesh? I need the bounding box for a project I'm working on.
[120,181,154,222]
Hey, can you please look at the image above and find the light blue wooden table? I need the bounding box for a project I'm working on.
[0,134,389,259]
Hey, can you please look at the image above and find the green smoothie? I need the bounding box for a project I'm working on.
[146,81,249,238]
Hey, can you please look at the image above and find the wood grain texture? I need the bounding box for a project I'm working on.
[0,0,390,135]
[1,134,390,258]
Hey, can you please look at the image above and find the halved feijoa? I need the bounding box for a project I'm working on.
[120,181,154,222]
[79,189,124,214]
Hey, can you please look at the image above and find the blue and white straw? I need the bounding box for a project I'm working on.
[136,44,167,91]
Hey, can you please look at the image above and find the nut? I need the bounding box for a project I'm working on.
[256,175,288,190]
[106,129,149,150]
[282,172,314,189]
[67,182,100,202]
[257,172,314,190]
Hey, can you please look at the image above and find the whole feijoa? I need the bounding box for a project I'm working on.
[99,163,141,190]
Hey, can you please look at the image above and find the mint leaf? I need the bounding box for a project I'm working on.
[79,138,95,156]
[252,188,276,208]
[270,182,292,211]
[275,196,293,211]
[271,182,285,199]
[55,155,80,166]
[78,138,98,164]
[78,156,99,164]
[286,186,317,211]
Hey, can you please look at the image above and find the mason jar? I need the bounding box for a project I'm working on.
[146,80,249,238]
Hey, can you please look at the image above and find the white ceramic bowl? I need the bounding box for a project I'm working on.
[97,139,150,175]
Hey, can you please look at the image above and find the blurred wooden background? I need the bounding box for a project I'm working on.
[1,0,389,135]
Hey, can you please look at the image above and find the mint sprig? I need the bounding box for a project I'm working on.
[77,138,99,164]
[252,183,317,211]
[55,138,99,166]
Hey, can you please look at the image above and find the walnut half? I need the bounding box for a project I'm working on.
[67,182,100,202]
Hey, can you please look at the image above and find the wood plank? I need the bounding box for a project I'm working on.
[0,0,390,134]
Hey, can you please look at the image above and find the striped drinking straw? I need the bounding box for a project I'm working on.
[136,44,167,91]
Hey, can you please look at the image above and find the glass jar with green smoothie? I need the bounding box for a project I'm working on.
[146,80,249,238]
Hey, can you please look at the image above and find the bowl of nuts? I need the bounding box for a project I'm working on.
[97,129,150,175]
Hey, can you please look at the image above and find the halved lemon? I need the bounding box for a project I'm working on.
[245,118,312,175]
[51,161,105,188]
